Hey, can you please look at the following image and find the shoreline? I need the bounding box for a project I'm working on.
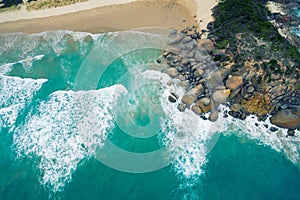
[0,0,218,34]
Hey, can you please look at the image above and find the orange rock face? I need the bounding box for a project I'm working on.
[226,75,243,90]
[242,93,273,116]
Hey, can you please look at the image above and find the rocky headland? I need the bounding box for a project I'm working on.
[159,0,300,136]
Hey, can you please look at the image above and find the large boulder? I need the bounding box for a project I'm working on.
[212,89,230,103]
[182,94,196,106]
[181,84,204,106]
[270,109,300,129]
[226,75,243,90]
[198,39,214,52]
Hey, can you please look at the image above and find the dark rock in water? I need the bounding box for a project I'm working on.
[287,129,295,136]
[270,127,279,132]
[270,109,300,129]
[240,112,247,120]
[263,124,269,129]
[177,103,186,112]
[229,111,240,119]
[171,92,179,100]
[258,114,268,121]
[168,95,177,103]
[200,115,208,120]
[156,59,161,64]
[209,110,219,122]
[166,53,173,60]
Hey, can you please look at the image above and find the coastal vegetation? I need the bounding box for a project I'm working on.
[0,0,87,11]
[160,0,300,132]
[26,0,87,11]
[210,0,300,65]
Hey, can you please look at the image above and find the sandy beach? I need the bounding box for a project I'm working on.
[0,0,218,34]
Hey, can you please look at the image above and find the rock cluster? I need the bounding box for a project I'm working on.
[161,26,300,134]
[161,28,243,122]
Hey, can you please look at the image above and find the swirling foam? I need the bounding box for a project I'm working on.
[142,69,300,197]
[142,70,225,182]
[0,54,45,75]
[225,110,300,165]
[13,84,127,192]
[0,74,47,130]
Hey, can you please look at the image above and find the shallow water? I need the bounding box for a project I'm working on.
[0,30,299,199]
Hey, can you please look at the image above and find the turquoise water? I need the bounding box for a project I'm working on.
[0,31,300,199]
[292,8,300,38]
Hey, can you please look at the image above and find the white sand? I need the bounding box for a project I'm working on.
[0,0,138,23]
[0,0,219,34]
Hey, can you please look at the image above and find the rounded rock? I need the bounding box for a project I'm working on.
[212,89,230,103]
[209,110,219,122]
[226,76,243,90]
[191,105,203,115]
[168,95,177,103]
[166,68,178,77]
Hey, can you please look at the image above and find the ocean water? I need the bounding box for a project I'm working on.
[292,8,300,38]
[0,30,300,200]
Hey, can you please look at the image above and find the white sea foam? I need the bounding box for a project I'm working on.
[0,74,47,130]
[0,63,14,75]
[13,84,127,192]
[0,54,45,74]
[224,110,300,165]
[142,70,225,182]
[142,69,300,189]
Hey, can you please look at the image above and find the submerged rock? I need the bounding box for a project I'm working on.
[287,129,295,136]
[168,94,177,103]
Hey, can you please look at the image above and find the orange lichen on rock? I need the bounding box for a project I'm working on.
[242,93,273,116]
